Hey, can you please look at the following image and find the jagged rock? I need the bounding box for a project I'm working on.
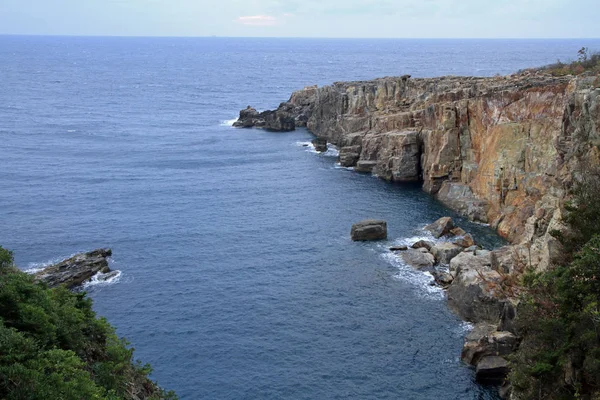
[491,246,516,274]
[453,233,475,248]
[430,242,463,265]
[389,245,408,251]
[475,356,510,384]
[462,324,519,365]
[424,217,455,238]
[312,137,328,152]
[450,227,467,237]
[400,248,435,270]
[447,250,504,322]
[339,145,361,167]
[464,245,478,252]
[432,270,454,287]
[351,220,387,241]
[35,249,113,289]
[411,240,434,251]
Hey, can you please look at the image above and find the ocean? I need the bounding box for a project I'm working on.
[2,36,600,399]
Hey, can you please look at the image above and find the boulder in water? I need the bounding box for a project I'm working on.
[351,220,387,241]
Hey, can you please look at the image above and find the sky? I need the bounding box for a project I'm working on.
[1,0,599,38]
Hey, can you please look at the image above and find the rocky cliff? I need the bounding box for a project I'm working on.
[235,73,600,271]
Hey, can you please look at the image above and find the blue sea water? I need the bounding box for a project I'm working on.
[2,36,600,399]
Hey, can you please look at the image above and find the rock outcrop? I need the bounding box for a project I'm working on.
[351,220,387,241]
[34,249,115,289]
[235,74,600,272]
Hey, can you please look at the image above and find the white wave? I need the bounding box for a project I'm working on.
[333,163,354,171]
[295,141,339,157]
[24,253,80,274]
[220,118,238,127]
[383,233,441,250]
[324,144,339,157]
[82,270,122,289]
[455,321,474,336]
[380,251,444,299]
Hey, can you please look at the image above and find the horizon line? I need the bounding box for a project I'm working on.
[1,33,600,40]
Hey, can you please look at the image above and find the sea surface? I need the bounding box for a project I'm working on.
[2,37,600,399]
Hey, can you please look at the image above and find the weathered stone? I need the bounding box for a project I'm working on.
[447,260,504,323]
[339,145,361,167]
[351,220,387,241]
[462,324,519,366]
[450,227,467,237]
[450,251,492,275]
[424,217,455,238]
[453,233,475,248]
[432,270,454,287]
[400,248,435,270]
[34,249,113,289]
[430,242,463,265]
[411,240,435,251]
[312,137,328,152]
[475,356,510,384]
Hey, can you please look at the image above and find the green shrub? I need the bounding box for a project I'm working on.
[0,250,177,399]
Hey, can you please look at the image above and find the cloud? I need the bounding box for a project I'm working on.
[235,15,279,26]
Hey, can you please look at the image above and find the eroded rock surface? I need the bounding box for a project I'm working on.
[235,75,600,272]
[34,249,113,289]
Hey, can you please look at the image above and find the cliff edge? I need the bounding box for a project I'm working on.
[235,72,600,272]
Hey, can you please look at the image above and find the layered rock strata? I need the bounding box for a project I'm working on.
[34,248,116,289]
[235,73,600,271]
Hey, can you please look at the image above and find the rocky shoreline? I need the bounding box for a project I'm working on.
[33,248,119,289]
[234,71,600,397]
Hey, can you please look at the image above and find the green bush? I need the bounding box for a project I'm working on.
[0,249,177,400]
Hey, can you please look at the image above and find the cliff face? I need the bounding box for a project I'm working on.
[236,73,600,270]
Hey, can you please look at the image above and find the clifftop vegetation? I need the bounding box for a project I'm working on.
[0,246,177,400]
[509,167,600,399]
[522,47,600,76]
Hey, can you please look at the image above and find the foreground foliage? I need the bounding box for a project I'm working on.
[510,171,600,399]
[0,246,177,400]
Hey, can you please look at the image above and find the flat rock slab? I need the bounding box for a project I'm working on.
[351,220,387,241]
[35,248,113,289]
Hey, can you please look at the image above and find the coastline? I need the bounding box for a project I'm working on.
[233,71,600,396]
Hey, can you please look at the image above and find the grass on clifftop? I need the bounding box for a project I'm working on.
[0,246,177,400]
[521,47,600,76]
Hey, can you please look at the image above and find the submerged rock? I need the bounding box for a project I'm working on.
[34,248,113,289]
[389,245,408,251]
[351,220,387,241]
